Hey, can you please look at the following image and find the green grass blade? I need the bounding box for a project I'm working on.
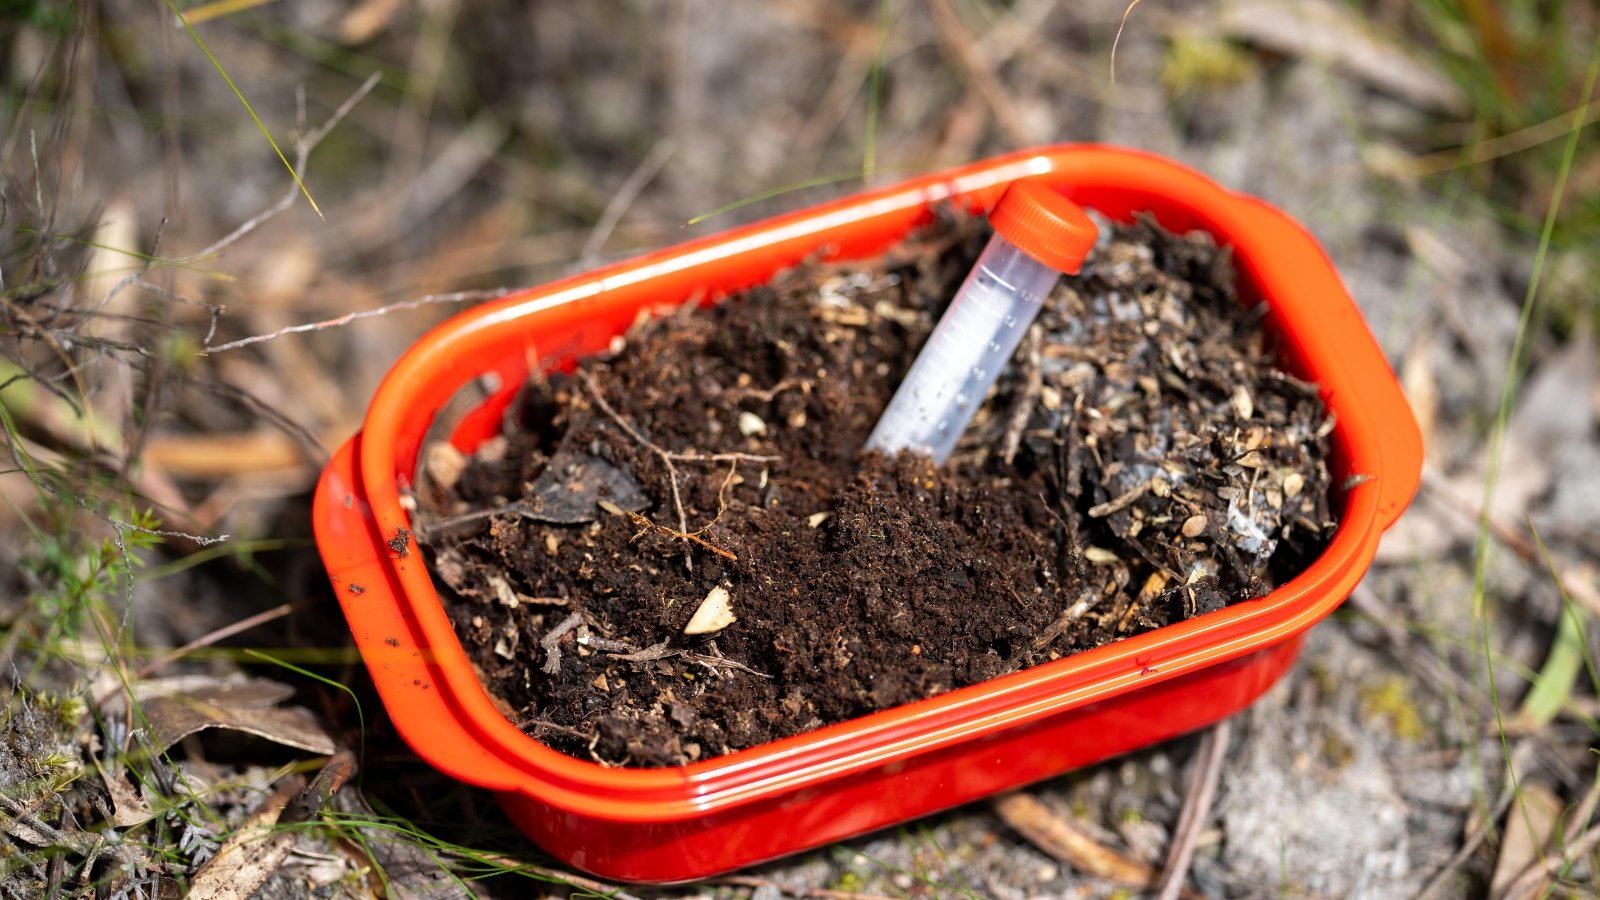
[244,648,364,767]
[863,0,893,179]
[1472,21,1600,854]
[1528,523,1600,700]
[1511,586,1587,732]
[164,0,323,217]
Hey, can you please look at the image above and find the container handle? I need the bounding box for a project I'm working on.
[314,437,528,793]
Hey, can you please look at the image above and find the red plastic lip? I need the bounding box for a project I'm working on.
[313,145,1422,881]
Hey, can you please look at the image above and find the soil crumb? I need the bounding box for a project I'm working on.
[418,210,1336,767]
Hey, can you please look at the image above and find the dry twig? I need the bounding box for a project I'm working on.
[180,72,382,264]
[204,288,509,353]
[1156,719,1231,900]
[923,0,1037,146]
[578,139,675,267]
[1000,325,1043,465]
[578,369,777,571]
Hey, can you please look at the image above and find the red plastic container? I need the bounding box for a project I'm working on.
[313,145,1422,883]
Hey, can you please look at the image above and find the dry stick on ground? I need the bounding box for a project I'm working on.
[991,791,1187,894]
[1156,718,1232,900]
[577,369,779,572]
[1414,741,1540,898]
[134,600,297,678]
[1000,325,1043,465]
[204,288,510,353]
[1419,465,1600,616]
[475,854,643,900]
[179,72,381,266]
[923,0,1038,147]
[578,139,675,268]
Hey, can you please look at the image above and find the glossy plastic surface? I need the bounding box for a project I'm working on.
[312,145,1423,883]
[864,230,1065,462]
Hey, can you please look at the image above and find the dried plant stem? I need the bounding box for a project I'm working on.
[577,369,776,571]
[135,601,297,678]
[1157,718,1231,900]
[923,0,1036,146]
[181,72,382,264]
[578,139,674,267]
[1000,326,1042,465]
[204,289,508,353]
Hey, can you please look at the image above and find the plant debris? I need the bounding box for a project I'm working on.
[419,210,1336,767]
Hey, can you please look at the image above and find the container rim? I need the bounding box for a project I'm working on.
[316,144,1422,823]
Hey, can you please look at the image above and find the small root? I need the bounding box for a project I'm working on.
[580,370,768,568]
[539,611,583,675]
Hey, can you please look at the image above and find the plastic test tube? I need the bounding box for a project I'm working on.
[865,180,1100,464]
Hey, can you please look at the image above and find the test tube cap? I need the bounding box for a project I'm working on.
[987,180,1099,275]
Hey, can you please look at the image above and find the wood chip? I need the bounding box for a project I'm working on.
[992,792,1166,891]
[1182,514,1208,538]
[684,585,736,636]
[1089,482,1150,518]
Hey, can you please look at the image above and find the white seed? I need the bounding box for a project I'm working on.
[806,511,834,528]
[1232,384,1254,420]
[1083,546,1119,565]
[683,585,736,636]
[1283,471,1305,497]
[738,411,768,436]
[425,441,467,490]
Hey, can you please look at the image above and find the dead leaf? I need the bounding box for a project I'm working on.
[188,776,303,900]
[106,676,337,756]
[93,759,155,828]
[521,450,650,524]
[1488,783,1561,899]
[1217,0,1466,114]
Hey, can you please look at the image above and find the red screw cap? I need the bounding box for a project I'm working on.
[987,180,1099,274]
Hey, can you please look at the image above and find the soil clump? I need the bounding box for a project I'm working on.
[418,211,1336,767]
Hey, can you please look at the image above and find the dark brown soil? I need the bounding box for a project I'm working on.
[417,211,1336,768]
